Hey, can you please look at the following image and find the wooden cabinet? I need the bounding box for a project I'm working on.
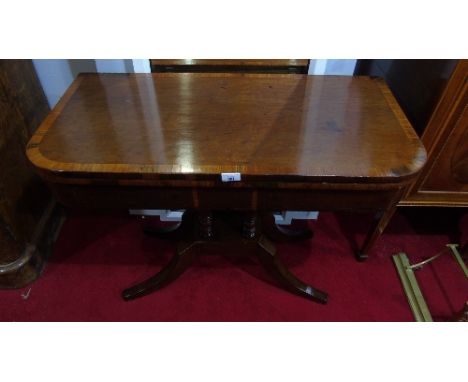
[403,61,467,206]
[0,60,62,288]
[356,60,468,207]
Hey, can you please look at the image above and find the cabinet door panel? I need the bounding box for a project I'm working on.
[420,101,468,193]
[451,115,468,183]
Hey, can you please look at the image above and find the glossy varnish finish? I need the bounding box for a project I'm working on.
[28,73,425,185]
[354,59,458,136]
[26,72,428,300]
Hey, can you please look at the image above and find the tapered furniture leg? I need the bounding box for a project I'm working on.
[261,213,313,242]
[122,241,196,301]
[358,204,398,262]
[256,235,328,304]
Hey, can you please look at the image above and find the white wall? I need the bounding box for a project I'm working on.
[94,59,134,73]
[33,59,145,108]
[34,59,355,108]
[309,59,357,75]
[33,60,75,109]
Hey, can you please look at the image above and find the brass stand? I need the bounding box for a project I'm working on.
[393,244,468,322]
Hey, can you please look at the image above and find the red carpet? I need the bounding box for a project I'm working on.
[1,209,467,321]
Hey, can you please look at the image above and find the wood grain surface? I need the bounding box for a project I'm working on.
[27,73,426,184]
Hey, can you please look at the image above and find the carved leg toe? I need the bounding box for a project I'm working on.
[256,235,328,304]
[122,242,195,301]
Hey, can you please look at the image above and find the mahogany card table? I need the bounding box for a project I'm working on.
[27,73,426,304]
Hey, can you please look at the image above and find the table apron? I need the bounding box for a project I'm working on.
[49,183,401,212]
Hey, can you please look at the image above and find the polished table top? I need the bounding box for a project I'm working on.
[28,73,426,183]
[26,73,428,301]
